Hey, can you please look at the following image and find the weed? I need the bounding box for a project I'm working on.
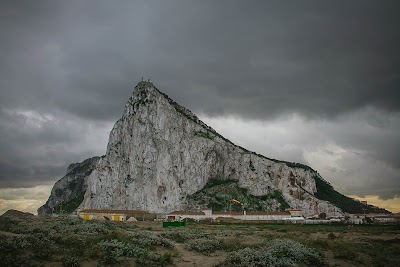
[129,231,174,248]
[333,245,358,260]
[185,238,222,255]
[61,255,80,267]
[217,238,325,267]
[161,229,190,243]
[328,232,337,239]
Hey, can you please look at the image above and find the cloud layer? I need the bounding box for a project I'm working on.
[200,108,400,200]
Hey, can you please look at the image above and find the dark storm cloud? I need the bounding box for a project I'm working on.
[0,107,110,188]
[0,1,399,200]
[1,1,399,119]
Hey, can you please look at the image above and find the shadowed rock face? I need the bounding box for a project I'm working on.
[37,156,100,215]
[79,81,343,216]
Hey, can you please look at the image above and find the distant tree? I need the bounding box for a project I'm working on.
[318,212,327,219]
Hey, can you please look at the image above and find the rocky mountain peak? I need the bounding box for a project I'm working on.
[124,80,216,135]
[78,81,344,215]
[40,81,389,216]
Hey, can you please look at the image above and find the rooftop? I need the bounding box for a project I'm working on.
[79,209,149,215]
[169,211,205,215]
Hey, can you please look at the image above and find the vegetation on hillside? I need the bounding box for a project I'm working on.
[39,157,99,215]
[314,176,390,214]
[44,192,86,216]
[194,130,214,140]
[62,192,85,214]
[188,178,290,212]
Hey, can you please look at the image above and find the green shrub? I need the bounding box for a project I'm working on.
[27,233,55,260]
[100,249,119,265]
[129,231,173,248]
[0,217,20,232]
[156,251,174,265]
[184,238,222,255]
[0,234,30,252]
[220,238,248,252]
[333,245,358,261]
[217,247,297,267]
[161,229,190,243]
[328,232,336,239]
[61,255,80,267]
[261,239,324,266]
[217,239,325,267]
[97,239,156,265]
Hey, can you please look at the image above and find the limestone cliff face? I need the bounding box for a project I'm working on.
[81,82,341,216]
[38,156,100,215]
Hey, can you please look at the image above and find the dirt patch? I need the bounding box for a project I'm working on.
[0,230,23,237]
[324,250,361,267]
[173,242,227,267]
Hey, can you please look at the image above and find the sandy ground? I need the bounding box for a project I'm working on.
[173,242,227,267]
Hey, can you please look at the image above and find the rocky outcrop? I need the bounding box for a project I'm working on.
[38,156,100,215]
[80,81,343,216]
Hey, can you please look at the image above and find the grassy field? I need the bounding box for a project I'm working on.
[0,214,399,267]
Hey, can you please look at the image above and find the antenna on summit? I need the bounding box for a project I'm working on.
[141,76,143,81]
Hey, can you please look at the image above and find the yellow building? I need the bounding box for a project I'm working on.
[78,209,151,221]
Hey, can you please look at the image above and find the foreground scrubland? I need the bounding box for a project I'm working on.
[0,214,399,267]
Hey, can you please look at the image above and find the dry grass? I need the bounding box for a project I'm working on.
[0,215,399,267]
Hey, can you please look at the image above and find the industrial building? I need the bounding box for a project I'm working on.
[78,209,157,221]
[167,208,303,222]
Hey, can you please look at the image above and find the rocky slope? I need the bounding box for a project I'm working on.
[78,81,350,216]
[38,156,100,215]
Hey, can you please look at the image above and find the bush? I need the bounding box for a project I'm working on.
[218,247,296,267]
[61,255,80,267]
[97,239,147,257]
[100,249,119,265]
[0,234,30,252]
[161,229,189,243]
[261,239,325,266]
[97,239,151,265]
[333,245,358,261]
[184,238,221,255]
[220,238,247,252]
[0,217,20,232]
[217,239,325,267]
[27,233,55,260]
[129,231,173,248]
[97,239,129,264]
[156,251,174,265]
[328,233,336,240]
[70,221,111,235]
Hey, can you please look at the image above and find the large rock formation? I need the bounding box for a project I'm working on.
[79,81,347,216]
[38,156,100,215]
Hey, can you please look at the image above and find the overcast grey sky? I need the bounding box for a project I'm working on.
[0,0,399,213]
